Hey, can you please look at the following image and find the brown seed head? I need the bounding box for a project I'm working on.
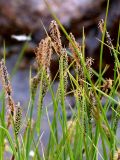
[98,19,104,33]
[106,31,113,47]
[86,57,94,77]
[7,95,15,115]
[102,78,113,93]
[0,59,12,95]
[49,20,62,55]
[6,96,16,128]
[86,57,94,68]
[33,37,52,98]
[0,59,16,128]
[45,37,52,69]
[69,33,81,66]
[35,37,52,69]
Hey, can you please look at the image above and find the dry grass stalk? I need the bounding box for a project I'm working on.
[49,20,62,55]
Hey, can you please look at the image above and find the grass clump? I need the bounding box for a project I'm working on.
[0,16,120,160]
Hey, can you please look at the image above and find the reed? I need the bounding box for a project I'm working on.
[0,12,120,159]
